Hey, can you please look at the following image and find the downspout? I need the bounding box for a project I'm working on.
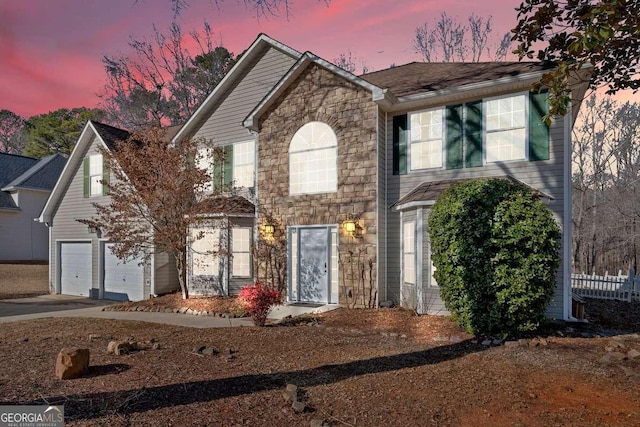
[563,102,573,320]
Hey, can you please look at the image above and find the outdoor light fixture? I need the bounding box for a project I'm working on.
[343,213,360,237]
[88,225,100,234]
[262,224,275,238]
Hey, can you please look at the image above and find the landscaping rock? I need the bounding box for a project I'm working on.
[201,347,217,356]
[310,418,328,427]
[55,348,90,379]
[292,400,306,413]
[481,339,492,347]
[504,340,519,348]
[449,336,464,343]
[108,341,133,355]
[627,349,640,359]
[492,339,503,346]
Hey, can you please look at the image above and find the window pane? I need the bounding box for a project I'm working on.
[89,155,102,175]
[191,228,220,276]
[403,221,416,285]
[232,227,251,277]
[289,122,337,195]
[232,253,251,277]
[485,95,527,162]
[232,141,255,188]
[90,176,102,196]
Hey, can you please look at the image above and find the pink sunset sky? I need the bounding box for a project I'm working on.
[0,0,525,119]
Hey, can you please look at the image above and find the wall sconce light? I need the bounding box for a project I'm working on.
[262,224,275,238]
[343,213,360,237]
[88,225,100,234]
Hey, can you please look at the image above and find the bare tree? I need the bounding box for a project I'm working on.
[0,110,27,155]
[414,12,511,62]
[78,128,229,299]
[99,20,235,129]
[332,50,370,75]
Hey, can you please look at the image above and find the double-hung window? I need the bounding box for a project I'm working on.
[231,227,252,277]
[409,108,444,170]
[485,94,527,163]
[403,221,416,285]
[89,155,103,196]
[233,141,255,188]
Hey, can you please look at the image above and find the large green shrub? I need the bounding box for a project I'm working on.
[428,178,561,336]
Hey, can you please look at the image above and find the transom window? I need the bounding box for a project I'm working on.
[289,122,337,195]
[403,221,416,285]
[89,154,103,196]
[232,227,252,278]
[233,141,255,188]
[485,94,527,162]
[410,108,444,170]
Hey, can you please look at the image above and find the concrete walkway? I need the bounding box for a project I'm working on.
[0,295,338,328]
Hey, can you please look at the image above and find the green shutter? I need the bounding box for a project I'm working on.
[464,100,483,168]
[83,157,90,198]
[102,156,110,196]
[529,91,550,161]
[445,104,463,169]
[224,145,233,187]
[393,115,408,175]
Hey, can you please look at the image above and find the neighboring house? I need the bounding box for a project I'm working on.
[38,122,181,301]
[0,153,66,261]
[179,33,587,321]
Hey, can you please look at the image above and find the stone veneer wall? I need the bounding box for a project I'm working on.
[257,63,379,306]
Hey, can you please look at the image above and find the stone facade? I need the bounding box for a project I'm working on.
[257,63,378,306]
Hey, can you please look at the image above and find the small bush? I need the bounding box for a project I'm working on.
[237,281,282,326]
[428,178,561,337]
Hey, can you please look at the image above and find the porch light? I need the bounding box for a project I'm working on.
[262,224,275,237]
[88,225,100,234]
[344,220,356,234]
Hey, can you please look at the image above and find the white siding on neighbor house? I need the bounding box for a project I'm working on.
[385,106,569,320]
[0,189,50,261]
[194,46,297,146]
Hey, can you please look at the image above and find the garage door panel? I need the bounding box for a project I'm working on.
[104,243,144,301]
[60,243,91,296]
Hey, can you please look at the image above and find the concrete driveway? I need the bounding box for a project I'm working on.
[0,294,111,317]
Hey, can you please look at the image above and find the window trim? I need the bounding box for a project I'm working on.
[231,226,252,278]
[408,107,446,172]
[483,92,529,165]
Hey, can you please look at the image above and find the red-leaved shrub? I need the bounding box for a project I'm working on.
[237,281,282,326]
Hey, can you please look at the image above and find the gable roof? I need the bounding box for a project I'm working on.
[393,176,553,211]
[38,120,130,224]
[360,62,553,98]
[172,33,301,143]
[244,51,388,131]
[0,153,66,210]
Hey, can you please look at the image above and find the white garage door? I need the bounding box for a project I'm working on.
[60,242,92,296]
[103,243,144,301]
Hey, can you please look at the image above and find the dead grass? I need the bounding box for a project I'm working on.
[0,263,48,299]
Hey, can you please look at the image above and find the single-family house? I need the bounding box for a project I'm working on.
[42,33,587,321]
[0,152,66,261]
[179,34,586,321]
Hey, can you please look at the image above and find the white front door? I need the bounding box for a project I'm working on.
[59,242,92,296]
[289,226,338,304]
[103,243,145,301]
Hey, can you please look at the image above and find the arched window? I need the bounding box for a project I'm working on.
[289,122,337,195]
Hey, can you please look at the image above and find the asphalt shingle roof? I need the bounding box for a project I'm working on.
[360,62,553,98]
[0,153,66,209]
[91,121,131,150]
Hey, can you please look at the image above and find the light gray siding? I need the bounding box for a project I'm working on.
[194,46,297,146]
[49,137,175,300]
[0,189,50,261]
[153,252,179,295]
[376,107,387,304]
[386,104,568,320]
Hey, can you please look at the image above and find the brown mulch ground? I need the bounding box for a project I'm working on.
[1,306,639,426]
[1,265,639,425]
[0,263,48,299]
[106,292,246,315]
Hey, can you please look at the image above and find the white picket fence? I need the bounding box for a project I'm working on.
[571,268,640,302]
